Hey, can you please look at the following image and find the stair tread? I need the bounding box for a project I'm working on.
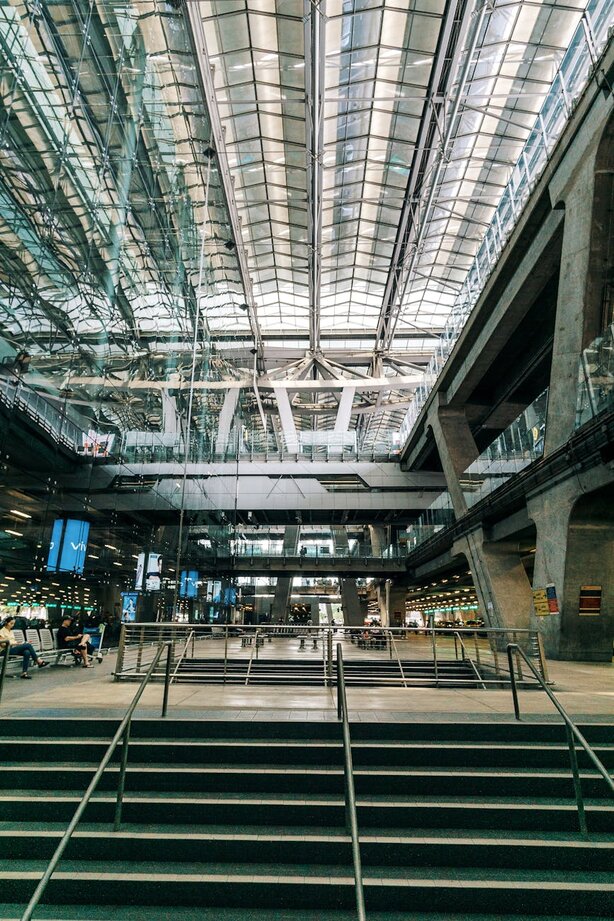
[3,822,613,842]
[2,866,613,887]
[0,763,608,779]
[0,909,604,921]
[4,790,613,808]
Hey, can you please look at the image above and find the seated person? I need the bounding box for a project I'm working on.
[57,615,94,668]
[0,615,47,679]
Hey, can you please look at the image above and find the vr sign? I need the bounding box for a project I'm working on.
[47,519,90,574]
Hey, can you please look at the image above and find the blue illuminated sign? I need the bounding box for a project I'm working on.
[47,519,90,574]
[180,570,198,599]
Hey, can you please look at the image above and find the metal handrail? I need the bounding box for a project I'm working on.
[507,643,614,837]
[0,643,10,704]
[336,644,367,921]
[21,642,173,921]
[244,628,260,685]
[170,629,196,684]
[453,631,486,689]
[386,629,407,688]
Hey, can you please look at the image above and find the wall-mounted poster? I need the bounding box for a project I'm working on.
[579,585,602,616]
[532,588,550,616]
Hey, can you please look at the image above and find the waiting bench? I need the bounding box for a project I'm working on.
[2,626,105,673]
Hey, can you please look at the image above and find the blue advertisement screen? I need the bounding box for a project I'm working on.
[121,593,138,622]
[223,587,237,605]
[46,519,63,572]
[180,570,198,599]
[47,519,90,574]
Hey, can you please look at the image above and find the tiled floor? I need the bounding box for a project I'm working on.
[1,645,612,722]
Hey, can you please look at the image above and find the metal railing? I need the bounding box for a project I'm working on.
[0,643,9,704]
[21,642,172,921]
[244,628,260,685]
[336,644,366,921]
[115,623,547,688]
[386,629,408,688]
[454,631,485,689]
[170,629,196,684]
[507,643,614,837]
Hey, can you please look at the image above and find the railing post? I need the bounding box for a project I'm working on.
[223,625,229,684]
[135,626,145,674]
[115,625,126,679]
[507,645,521,720]
[327,628,333,687]
[162,642,172,718]
[0,643,9,704]
[113,720,131,831]
[431,624,439,686]
[536,632,549,683]
[473,631,481,669]
[565,723,588,837]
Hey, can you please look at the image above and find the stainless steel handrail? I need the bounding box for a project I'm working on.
[507,643,614,837]
[170,629,196,684]
[244,628,260,685]
[386,629,408,688]
[0,642,10,704]
[21,642,173,921]
[454,631,486,689]
[336,644,367,921]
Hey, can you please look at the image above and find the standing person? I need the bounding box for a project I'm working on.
[0,615,48,679]
[57,615,94,668]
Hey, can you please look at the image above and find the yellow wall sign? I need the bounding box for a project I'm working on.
[532,589,550,616]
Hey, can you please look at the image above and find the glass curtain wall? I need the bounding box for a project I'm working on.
[0,0,249,623]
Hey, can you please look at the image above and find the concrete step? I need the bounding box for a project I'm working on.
[0,719,609,745]
[0,764,611,799]
[2,792,613,832]
[2,828,613,871]
[1,737,611,770]
[0,865,612,914]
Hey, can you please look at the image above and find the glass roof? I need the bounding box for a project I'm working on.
[0,0,609,450]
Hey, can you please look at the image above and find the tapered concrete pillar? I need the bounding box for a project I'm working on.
[340,579,364,626]
[271,526,299,622]
[369,525,386,556]
[454,529,534,631]
[429,402,479,516]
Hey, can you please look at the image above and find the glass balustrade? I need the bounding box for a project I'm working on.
[576,322,614,427]
[461,390,549,509]
[399,1,614,449]
[405,491,455,552]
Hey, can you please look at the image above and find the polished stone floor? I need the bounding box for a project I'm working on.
[1,640,612,723]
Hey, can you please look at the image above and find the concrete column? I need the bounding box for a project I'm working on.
[454,528,534,631]
[388,584,407,627]
[369,525,386,556]
[545,157,601,453]
[271,526,299,622]
[340,578,363,626]
[528,473,614,660]
[429,403,479,516]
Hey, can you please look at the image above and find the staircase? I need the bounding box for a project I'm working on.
[1,717,613,919]
[172,656,479,686]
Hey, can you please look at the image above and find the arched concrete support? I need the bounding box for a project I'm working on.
[428,400,479,516]
[528,472,614,660]
[454,528,534,631]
